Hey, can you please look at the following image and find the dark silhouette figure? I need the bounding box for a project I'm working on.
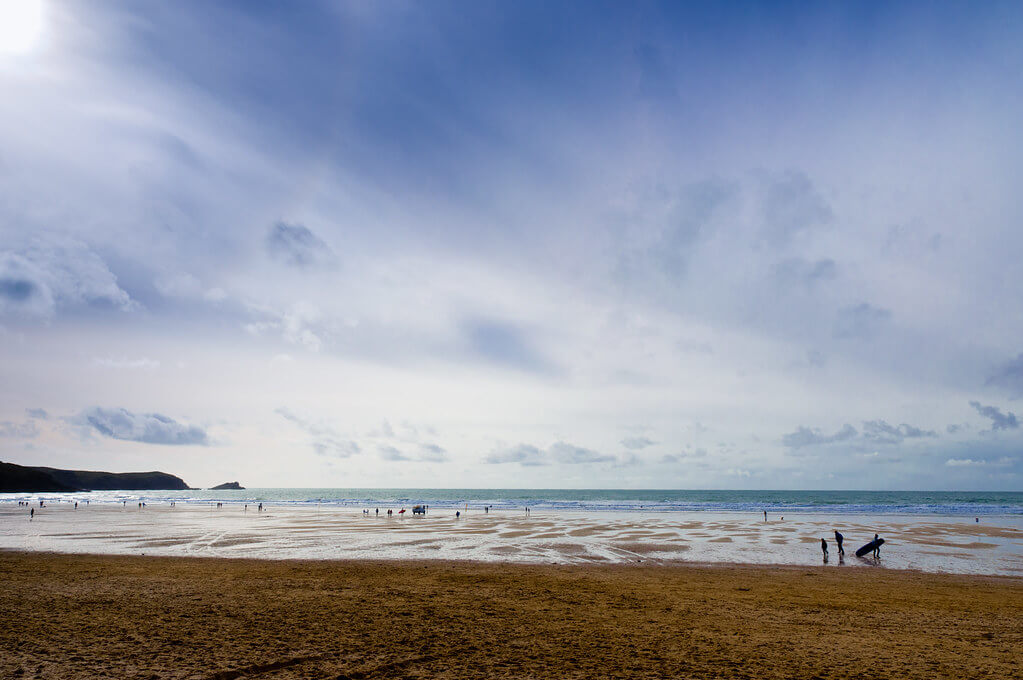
[30,508,34,519]
[873,533,881,558]
[834,530,844,555]
[821,538,829,562]
[763,510,767,522]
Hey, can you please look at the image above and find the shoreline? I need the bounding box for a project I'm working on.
[2,551,1020,679]
[4,503,1021,576]
[5,546,1023,581]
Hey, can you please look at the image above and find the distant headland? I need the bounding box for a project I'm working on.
[210,481,244,490]
[0,461,190,492]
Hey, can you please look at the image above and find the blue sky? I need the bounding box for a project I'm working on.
[1,0,1022,489]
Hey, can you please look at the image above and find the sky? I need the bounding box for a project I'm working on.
[1,0,1022,490]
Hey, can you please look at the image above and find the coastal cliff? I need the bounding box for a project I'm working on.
[0,461,190,492]
[210,481,244,490]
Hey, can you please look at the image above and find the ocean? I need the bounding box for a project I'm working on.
[5,488,1021,515]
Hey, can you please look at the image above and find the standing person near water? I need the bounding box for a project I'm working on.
[821,538,828,560]
[834,530,844,555]
[763,510,767,522]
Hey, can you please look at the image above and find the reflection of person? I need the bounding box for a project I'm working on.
[873,534,881,558]
[834,530,844,555]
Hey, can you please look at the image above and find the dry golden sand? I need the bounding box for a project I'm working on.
[1,552,1020,679]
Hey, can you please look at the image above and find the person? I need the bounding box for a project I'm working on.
[821,538,828,560]
[375,508,379,515]
[834,530,844,555]
[873,533,881,558]
[456,511,460,518]
[30,508,34,519]
[763,510,767,522]
[74,501,78,510]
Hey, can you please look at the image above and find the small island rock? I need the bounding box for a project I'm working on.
[210,481,244,490]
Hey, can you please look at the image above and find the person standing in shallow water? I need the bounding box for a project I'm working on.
[873,534,882,558]
[821,538,828,561]
[834,530,844,555]
[763,510,767,522]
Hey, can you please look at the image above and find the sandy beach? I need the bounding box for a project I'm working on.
[1,550,1020,679]
[3,503,1022,575]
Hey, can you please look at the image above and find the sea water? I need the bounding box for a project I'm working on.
[2,488,1021,515]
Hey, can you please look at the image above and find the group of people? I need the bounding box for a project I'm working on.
[821,530,882,561]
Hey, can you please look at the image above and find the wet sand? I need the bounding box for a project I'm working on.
[1,551,1020,679]
[3,504,1022,575]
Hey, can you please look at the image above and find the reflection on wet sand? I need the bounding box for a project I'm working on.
[2,504,1021,575]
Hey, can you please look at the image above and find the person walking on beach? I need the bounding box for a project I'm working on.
[872,534,881,558]
[763,510,767,522]
[821,538,828,561]
[30,508,33,519]
[834,530,844,555]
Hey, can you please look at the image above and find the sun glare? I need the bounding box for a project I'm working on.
[0,0,44,55]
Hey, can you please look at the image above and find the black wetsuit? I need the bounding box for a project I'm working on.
[834,531,844,555]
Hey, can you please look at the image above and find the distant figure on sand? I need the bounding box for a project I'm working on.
[821,538,828,561]
[456,511,460,518]
[873,534,881,558]
[30,508,33,519]
[834,530,844,555]
[764,510,767,522]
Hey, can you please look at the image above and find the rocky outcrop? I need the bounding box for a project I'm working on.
[210,481,244,490]
[0,461,191,492]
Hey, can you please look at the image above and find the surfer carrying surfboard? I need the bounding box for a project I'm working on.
[872,534,881,558]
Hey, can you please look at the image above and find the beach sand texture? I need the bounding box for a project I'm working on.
[2,553,1021,680]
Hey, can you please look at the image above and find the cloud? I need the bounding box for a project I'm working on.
[782,424,857,449]
[621,436,656,450]
[266,221,335,268]
[484,444,547,466]
[945,456,1015,467]
[417,443,449,462]
[484,441,613,465]
[79,407,208,445]
[275,407,360,458]
[651,179,737,280]
[378,445,410,461]
[25,408,48,419]
[0,240,135,317]
[0,420,39,438]
[986,354,1023,397]
[969,401,1019,432]
[463,318,557,374]
[376,442,448,463]
[861,420,937,445]
[312,439,360,458]
[758,171,832,246]
[550,441,615,464]
[660,447,707,464]
[773,258,837,289]
[833,303,892,339]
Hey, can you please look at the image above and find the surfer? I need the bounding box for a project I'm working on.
[834,530,844,555]
[872,534,881,558]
